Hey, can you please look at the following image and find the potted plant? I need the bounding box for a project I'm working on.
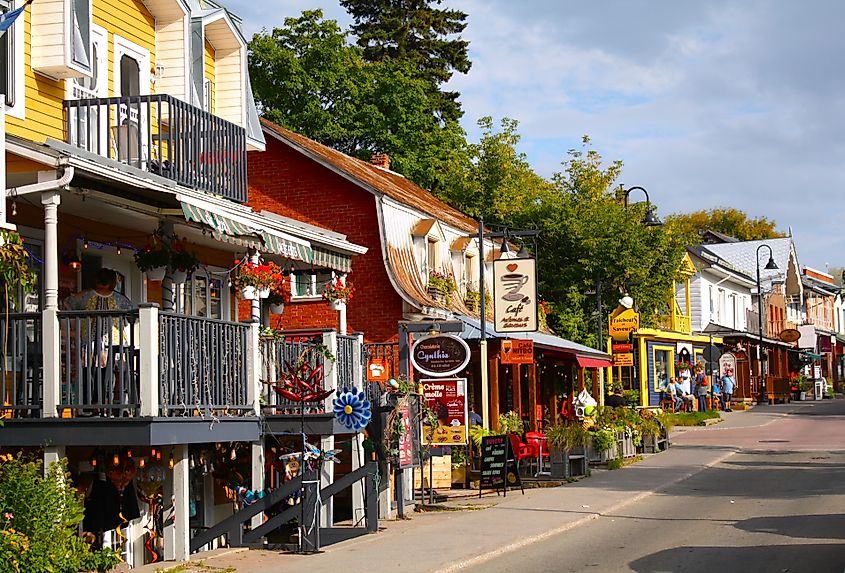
[133,240,170,281]
[790,373,808,400]
[427,270,456,303]
[588,426,617,463]
[497,410,524,437]
[234,260,283,300]
[545,422,589,478]
[323,276,354,310]
[169,240,199,284]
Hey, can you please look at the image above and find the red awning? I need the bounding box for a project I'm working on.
[576,356,612,368]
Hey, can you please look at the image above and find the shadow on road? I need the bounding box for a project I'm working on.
[629,544,845,573]
[735,514,845,540]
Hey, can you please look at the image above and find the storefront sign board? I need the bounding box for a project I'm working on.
[411,334,471,377]
[613,353,634,366]
[500,339,534,364]
[608,307,640,341]
[421,378,468,445]
[479,435,522,495]
[493,258,538,333]
[367,357,389,382]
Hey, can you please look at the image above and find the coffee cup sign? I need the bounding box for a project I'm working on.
[493,258,538,333]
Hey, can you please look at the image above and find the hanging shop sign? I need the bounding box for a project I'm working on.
[367,357,390,382]
[819,335,832,353]
[613,353,634,367]
[411,334,471,377]
[500,339,534,364]
[493,258,538,333]
[779,328,801,343]
[608,306,640,341]
[611,343,633,353]
[421,378,468,445]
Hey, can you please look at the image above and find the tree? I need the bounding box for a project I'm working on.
[536,137,688,345]
[665,208,783,244]
[339,0,471,122]
[248,10,470,194]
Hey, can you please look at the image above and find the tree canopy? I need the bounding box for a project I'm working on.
[665,208,783,244]
[248,10,469,193]
[339,0,471,123]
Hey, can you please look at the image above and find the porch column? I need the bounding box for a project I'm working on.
[320,330,338,526]
[489,351,500,430]
[160,221,175,311]
[512,364,522,416]
[164,444,190,562]
[43,445,65,476]
[42,192,61,418]
[250,440,265,530]
[351,333,366,523]
[527,363,537,430]
[139,304,160,417]
[249,251,260,322]
[338,304,347,335]
[246,322,261,416]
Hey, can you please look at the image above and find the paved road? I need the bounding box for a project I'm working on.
[463,400,845,573]
[148,400,845,573]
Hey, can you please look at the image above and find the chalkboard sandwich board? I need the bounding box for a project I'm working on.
[479,435,523,496]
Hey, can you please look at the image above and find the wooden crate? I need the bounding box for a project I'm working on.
[414,454,452,489]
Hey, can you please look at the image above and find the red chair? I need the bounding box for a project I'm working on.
[508,433,535,475]
[525,432,550,475]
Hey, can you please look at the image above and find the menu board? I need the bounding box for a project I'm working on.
[479,435,522,495]
[421,378,467,445]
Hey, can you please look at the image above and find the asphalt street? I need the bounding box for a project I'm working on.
[144,399,845,573]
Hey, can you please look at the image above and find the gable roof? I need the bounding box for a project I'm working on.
[260,119,477,233]
[703,237,794,282]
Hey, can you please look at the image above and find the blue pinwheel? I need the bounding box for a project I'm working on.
[333,388,372,432]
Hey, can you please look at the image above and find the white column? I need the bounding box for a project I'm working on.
[321,331,338,408]
[42,192,61,418]
[0,104,7,229]
[320,434,334,527]
[164,444,190,561]
[320,330,338,527]
[246,321,261,416]
[249,251,260,322]
[250,440,265,529]
[43,445,65,476]
[351,432,365,525]
[338,303,347,335]
[139,304,160,417]
[353,333,364,391]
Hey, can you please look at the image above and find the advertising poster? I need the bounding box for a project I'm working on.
[421,378,468,445]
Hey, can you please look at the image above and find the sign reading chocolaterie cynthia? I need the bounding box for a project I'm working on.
[411,334,471,377]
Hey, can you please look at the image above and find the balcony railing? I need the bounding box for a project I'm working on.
[2,308,256,419]
[64,94,247,202]
[259,331,365,415]
[159,312,251,417]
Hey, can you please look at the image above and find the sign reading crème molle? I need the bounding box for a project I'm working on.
[411,334,471,377]
[493,258,538,333]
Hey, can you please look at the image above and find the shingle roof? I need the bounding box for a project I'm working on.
[260,119,477,233]
[703,237,794,283]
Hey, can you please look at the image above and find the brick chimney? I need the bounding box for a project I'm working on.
[370,153,391,170]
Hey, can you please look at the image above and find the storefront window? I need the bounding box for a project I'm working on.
[653,347,672,392]
[182,269,227,319]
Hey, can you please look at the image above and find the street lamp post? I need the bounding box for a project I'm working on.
[755,243,779,404]
[623,186,663,227]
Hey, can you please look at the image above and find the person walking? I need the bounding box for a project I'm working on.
[721,368,736,411]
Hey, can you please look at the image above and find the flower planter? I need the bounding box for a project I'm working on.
[240,286,257,300]
[331,299,346,311]
[258,287,271,299]
[642,433,669,454]
[799,391,806,401]
[170,269,188,284]
[269,303,285,315]
[550,446,588,478]
[427,286,446,304]
[618,431,637,459]
[587,444,618,464]
[146,266,166,281]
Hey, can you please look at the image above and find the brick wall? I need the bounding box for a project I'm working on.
[246,141,404,343]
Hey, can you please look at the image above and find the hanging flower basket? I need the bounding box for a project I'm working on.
[234,260,284,295]
[170,269,188,284]
[146,266,167,281]
[258,287,271,299]
[323,277,354,307]
[269,302,285,315]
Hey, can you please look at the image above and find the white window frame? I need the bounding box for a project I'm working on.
[179,267,230,320]
[113,34,151,98]
[203,77,212,112]
[463,251,478,293]
[292,270,333,301]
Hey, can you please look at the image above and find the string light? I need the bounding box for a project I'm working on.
[150,447,156,458]
[83,238,89,249]
[113,453,120,466]
[10,201,16,217]
[139,458,146,469]
[168,453,175,470]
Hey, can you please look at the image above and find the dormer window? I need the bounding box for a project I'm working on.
[426,237,440,273]
[412,218,445,277]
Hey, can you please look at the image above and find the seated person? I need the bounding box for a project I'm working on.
[659,377,683,412]
[605,389,627,408]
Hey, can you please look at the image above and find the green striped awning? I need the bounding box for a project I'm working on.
[181,201,352,273]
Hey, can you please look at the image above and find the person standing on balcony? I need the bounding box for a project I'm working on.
[62,268,136,413]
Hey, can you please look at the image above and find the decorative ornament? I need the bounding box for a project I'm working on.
[271,353,334,403]
[333,387,372,432]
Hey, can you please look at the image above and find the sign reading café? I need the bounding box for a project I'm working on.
[411,334,471,377]
[493,258,538,333]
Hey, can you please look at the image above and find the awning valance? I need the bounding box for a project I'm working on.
[181,200,353,273]
[576,356,612,369]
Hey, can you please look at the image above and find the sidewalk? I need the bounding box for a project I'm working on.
[139,411,773,573]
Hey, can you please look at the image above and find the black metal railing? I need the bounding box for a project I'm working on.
[0,312,43,419]
[58,309,140,417]
[336,334,359,390]
[64,94,247,202]
[159,313,251,417]
[363,342,398,403]
[260,334,327,414]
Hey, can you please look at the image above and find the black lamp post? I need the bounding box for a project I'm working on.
[755,243,779,404]
[623,186,663,227]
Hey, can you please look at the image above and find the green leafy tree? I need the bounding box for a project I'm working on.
[340,0,471,122]
[537,137,688,346]
[249,10,470,194]
[665,208,783,244]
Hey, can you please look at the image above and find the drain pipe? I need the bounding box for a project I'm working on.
[6,165,75,198]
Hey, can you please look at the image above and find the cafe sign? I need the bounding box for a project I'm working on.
[500,339,534,364]
[608,306,640,341]
[493,258,538,333]
[411,334,471,377]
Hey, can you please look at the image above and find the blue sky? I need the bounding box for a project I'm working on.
[226,0,844,272]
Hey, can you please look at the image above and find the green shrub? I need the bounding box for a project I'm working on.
[497,411,524,436]
[545,422,589,451]
[664,411,720,426]
[590,428,615,451]
[0,454,121,572]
